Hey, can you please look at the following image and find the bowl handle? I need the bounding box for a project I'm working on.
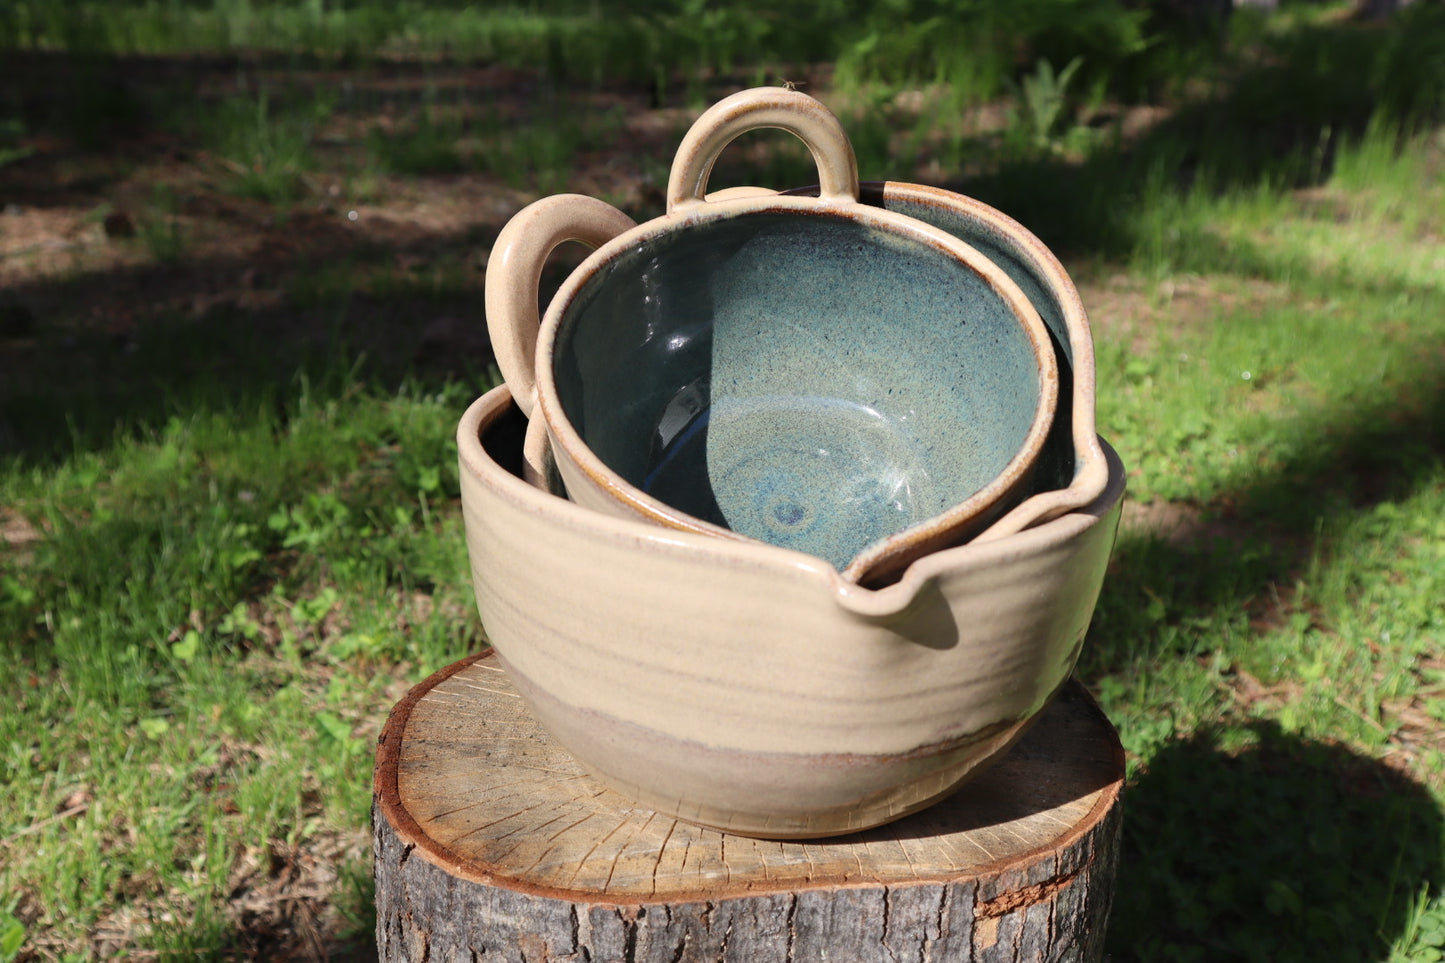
[484,194,637,418]
[666,87,860,213]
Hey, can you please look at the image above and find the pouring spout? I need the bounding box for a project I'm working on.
[828,571,963,650]
[829,572,931,621]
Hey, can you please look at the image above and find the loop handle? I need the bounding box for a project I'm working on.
[484,195,636,418]
[666,87,860,213]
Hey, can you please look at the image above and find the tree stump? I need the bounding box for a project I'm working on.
[373,650,1123,962]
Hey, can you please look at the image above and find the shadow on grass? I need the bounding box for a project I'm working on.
[0,47,663,470]
[0,246,499,465]
[3,5,1441,465]
[212,917,379,963]
[1109,721,1443,962]
[1028,0,1445,705]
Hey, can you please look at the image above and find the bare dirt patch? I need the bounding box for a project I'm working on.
[1077,268,1315,353]
[0,52,690,382]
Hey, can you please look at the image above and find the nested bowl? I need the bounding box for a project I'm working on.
[542,198,1057,583]
[488,88,1060,588]
[459,383,1124,839]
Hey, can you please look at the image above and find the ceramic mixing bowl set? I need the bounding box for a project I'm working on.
[461,87,1124,838]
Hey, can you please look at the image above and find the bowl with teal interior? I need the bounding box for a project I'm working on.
[536,195,1059,587]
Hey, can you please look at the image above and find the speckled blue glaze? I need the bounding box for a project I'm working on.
[552,209,1044,572]
[861,187,1078,495]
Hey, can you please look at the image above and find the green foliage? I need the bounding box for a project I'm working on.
[1008,56,1086,152]
[1075,116,1445,960]
[0,118,34,169]
[0,373,481,955]
[1391,888,1445,963]
[833,0,1149,102]
[137,185,187,263]
[204,89,333,205]
[1110,724,1443,961]
[0,0,1158,109]
[359,79,626,193]
[0,912,24,963]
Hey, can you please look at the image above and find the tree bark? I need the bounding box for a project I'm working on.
[374,650,1123,962]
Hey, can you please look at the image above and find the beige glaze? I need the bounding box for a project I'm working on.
[485,87,1059,587]
[458,384,1125,838]
[484,193,637,419]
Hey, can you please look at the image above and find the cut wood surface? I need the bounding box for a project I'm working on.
[374,649,1124,961]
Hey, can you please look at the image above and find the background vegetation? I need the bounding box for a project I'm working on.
[2,0,1443,959]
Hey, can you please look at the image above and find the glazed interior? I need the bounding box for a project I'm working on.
[862,184,1079,495]
[549,207,1050,572]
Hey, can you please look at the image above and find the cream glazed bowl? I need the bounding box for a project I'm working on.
[458,383,1125,839]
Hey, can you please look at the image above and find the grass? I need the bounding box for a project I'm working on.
[2,0,1445,960]
[365,89,626,192]
[204,89,334,207]
[1074,118,1445,959]
[1,378,482,959]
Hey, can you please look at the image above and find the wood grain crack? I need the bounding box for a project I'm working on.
[668,930,689,963]
[977,865,1081,919]
[717,908,733,961]
[785,892,798,963]
[882,886,898,962]
[619,906,639,960]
